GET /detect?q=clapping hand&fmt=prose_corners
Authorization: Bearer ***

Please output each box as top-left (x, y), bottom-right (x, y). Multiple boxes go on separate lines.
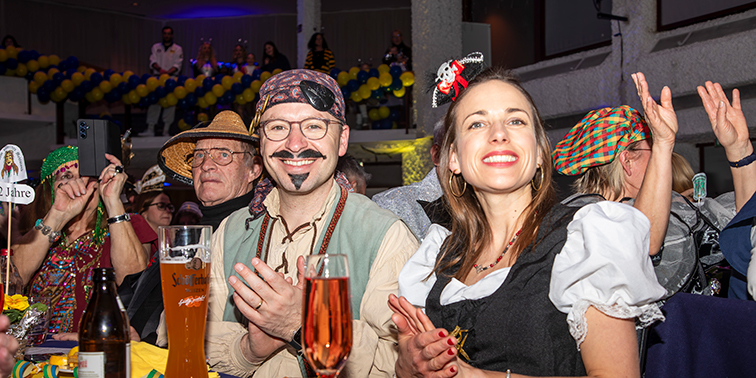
top-left (632, 72), bottom-right (678, 150)
top-left (697, 81), bottom-right (752, 161)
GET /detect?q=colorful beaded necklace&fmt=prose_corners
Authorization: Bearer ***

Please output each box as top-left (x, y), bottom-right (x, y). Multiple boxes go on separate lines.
top-left (474, 229), bottom-right (522, 273)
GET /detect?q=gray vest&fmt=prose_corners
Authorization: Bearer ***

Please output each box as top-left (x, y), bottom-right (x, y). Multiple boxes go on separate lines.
top-left (221, 191), bottom-right (400, 323)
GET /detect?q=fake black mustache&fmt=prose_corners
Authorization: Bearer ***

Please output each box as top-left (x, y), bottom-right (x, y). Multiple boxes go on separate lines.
top-left (270, 149), bottom-right (326, 160)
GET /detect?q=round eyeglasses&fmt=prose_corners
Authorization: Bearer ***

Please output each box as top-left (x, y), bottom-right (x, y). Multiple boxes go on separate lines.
top-left (186, 148), bottom-right (251, 168)
top-left (146, 202), bottom-right (175, 212)
top-left (259, 117), bottom-right (342, 141)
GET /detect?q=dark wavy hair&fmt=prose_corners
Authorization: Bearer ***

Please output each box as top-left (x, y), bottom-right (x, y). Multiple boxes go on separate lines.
top-left (434, 67), bottom-right (556, 280)
top-left (263, 41), bottom-right (281, 60)
top-left (307, 33), bottom-right (329, 51)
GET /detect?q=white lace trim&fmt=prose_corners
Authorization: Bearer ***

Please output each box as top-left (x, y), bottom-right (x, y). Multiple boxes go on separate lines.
top-left (566, 299), bottom-right (665, 350)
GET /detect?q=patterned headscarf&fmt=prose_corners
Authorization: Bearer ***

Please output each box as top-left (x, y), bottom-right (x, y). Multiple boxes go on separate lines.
top-left (252, 69), bottom-right (346, 133)
top-left (552, 105), bottom-right (650, 176)
top-left (40, 146), bottom-right (79, 185)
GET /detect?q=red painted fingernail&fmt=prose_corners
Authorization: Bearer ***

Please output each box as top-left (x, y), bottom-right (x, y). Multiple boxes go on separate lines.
top-left (447, 348), bottom-right (454, 355)
top-left (438, 331), bottom-right (446, 338)
top-left (447, 338), bottom-right (454, 346)
top-left (450, 366), bottom-right (456, 373)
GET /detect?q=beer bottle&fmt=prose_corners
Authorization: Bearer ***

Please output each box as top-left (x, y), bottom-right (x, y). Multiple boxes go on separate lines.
top-left (78, 268), bottom-right (129, 378)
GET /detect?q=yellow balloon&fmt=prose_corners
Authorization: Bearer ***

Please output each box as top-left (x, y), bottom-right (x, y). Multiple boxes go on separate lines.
top-left (159, 97), bottom-right (169, 108)
top-left (349, 66), bottom-right (360, 76)
top-left (379, 72), bottom-right (392, 87)
top-left (235, 94), bottom-right (246, 105)
top-left (272, 68), bottom-right (282, 75)
top-left (178, 119), bottom-right (187, 130)
top-left (393, 86), bottom-right (406, 98)
top-left (28, 81), bottom-right (40, 94)
top-left (136, 84), bottom-right (148, 97)
top-left (91, 87), bottom-right (104, 102)
top-left (34, 71), bottom-right (47, 84)
top-left (250, 80), bottom-right (262, 93)
top-left (378, 106), bottom-right (390, 119)
top-left (337, 71), bottom-right (349, 87)
top-left (348, 70), bottom-right (357, 81)
top-left (212, 84), bottom-right (225, 97)
top-left (84, 68), bottom-right (95, 80)
top-left (26, 60), bottom-right (39, 73)
top-left (197, 112), bottom-right (209, 122)
top-left (61, 79), bottom-right (75, 93)
top-left (50, 91), bottom-right (64, 103)
top-left (37, 55), bottom-right (49, 69)
top-left (367, 77), bottom-right (380, 91)
top-left (99, 81), bottom-right (113, 93)
top-left (204, 92), bottom-right (217, 105)
top-left (47, 68), bottom-right (60, 77)
top-left (14, 63), bottom-right (27, 77)
top-left (146, 77), bottom-right (159, 92)
top-left (184, 78), bottom-right (197, 92)
top-left (368, 108), bottom-right (380, 121)
top-left (233, 71), bottom-right (244, 82)
top-left (242, 88), bottom-right (254, 102)
top-left (260, 71), bottom-right (271, 83)
top-left (122, 94), bottom-right (132, 105)
top-left (197, 98), bottom-right (208, 109)
top-left (109, 73), bottom-right (122, 86)
top-left (7, 46), bottom-right (18, 59)
top-left (85, 92), bottom-right (96, 103)
top-left (159, 74), bottom-right (170, 86)
top-left (71, 72), bottom-right (84, 86)
top-left (77, 65), bottom-right (86, 72)
top-left (350, 91), bottom-right (362, 103)
top-left (166, 93), bottom-right (178, 106)
top-left (174, 86), bottom-right (187, 99)
top-left (221, 75), bottom-right (234, 90)
top-left (5, 69), bottom-right (15, 76)
top-left (400, 71), bottom-right (415, 87)
top-left (195, 74), bottom-right (206, 84)
top-left (122, 70), bottom-right (134, 80)
top-left (48, 55), bottom-right (60, 66)
top-left (378, 64), bottom-right (390, 74)
top-left (128, 90), bottom-right (140, 104)
top-left (358, 85), bottom-right (371, 100)
top-left (0, 49), bottom-right (7, 62)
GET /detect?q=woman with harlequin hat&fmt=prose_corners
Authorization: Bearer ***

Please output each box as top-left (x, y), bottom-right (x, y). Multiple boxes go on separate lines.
top-left (390, 56), bottom-right (666, 377)
top-left (14, 146), bottom-right (156, 335)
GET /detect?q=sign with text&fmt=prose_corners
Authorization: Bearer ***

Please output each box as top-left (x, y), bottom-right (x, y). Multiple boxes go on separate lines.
top-left (0, 182), bottom-right (35, 205)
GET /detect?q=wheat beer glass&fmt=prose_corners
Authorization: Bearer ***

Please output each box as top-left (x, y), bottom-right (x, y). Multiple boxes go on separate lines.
top-left (159, 225), bottom-right (212, 378)
top-left (303, 254), bottom-right (352, 378)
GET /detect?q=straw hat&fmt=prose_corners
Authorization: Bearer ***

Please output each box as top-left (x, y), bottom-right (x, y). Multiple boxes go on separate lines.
top-left (157, 110), bottom-right (258, 185)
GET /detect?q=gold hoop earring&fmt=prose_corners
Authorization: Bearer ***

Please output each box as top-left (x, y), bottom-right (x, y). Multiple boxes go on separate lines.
top-left (531, 165), bottom-right (544, 192)
top-left (449, 173), bottom-right (467, 197)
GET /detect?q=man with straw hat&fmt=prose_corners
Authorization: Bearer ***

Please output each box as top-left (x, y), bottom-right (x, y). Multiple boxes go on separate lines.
top-left (158, 110), bottom-right (262, 231)
top-left (201, 69), bottom-right (418, 377)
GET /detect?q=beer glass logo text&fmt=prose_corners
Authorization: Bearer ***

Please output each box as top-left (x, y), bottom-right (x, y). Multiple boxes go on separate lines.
top-left (171, 273), bottom-right (209, 287)
top-left (178, 295), bottom-right (206, 307)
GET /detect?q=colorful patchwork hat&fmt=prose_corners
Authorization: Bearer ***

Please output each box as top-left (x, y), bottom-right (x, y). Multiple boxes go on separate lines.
top-left (158, 110), bottom-right (258, 185)
top-left (552, 105), bottom-right (650, 176)
top-left (251, 69), bottom-right (346, 131)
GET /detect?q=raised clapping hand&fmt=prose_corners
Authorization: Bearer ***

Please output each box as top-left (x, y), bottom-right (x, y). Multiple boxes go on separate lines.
top-left (697, 81), bottom-right (753, 161)
top-left (631, 72), bottom-right (679, 149)
top-left (229, 255), bottom-right (305, 363)
top-left (388, 294), bottom-right (460, 378)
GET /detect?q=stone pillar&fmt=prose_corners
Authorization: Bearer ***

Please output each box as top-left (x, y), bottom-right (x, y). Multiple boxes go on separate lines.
top-left (411, 0), bottom-right (462, 138)
top-left (612, 0), bottom-right (655, 107)
top-left (297, 0), bottom-right (321, 69)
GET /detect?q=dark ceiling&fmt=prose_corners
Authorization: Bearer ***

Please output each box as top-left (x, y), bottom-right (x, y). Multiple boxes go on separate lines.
top-left (49, 0), bottom-right (411, 19)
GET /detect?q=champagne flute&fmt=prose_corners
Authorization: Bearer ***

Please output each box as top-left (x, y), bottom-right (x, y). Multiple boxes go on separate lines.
top-left (303, 254), bottom-right (352, 378)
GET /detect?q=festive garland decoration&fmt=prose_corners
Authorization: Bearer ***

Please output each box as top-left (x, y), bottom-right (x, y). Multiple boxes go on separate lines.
top-left (0, 45), bottom-right (414, 130)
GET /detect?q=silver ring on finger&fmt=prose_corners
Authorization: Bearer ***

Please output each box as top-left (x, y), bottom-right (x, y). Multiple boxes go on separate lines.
top-left (114, 165), bottom-right (124, 173)
top-left (112, 171), bottom-right (117, 178)
top-left (254, 299), bottom-right (264, 310)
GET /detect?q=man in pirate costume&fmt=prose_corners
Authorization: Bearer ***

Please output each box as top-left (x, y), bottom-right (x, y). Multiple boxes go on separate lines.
top-left (200, 69), bottom-right (419, 377)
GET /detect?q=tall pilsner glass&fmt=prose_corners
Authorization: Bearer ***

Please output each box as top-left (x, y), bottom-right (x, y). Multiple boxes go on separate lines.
top-left (303, 254), bottom-right (353, 378)
top-left (158, 225), bottom-right (212, 378)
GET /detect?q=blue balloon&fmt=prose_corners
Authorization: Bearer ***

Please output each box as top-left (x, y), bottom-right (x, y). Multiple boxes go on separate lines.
top-left (381, 118), bottom-right (393, 129)
top-left (155, 86), bottom-right (166, 98)
top-left (184, 115), bottom-right (193, 124)
top-left (58, 60), bottom-right (69, 72)
top-left (79, 80), bottom-right (92, 93)
top-left (177, 75), bottom-right (187, 86)
top-left (371, 90), bottom-right (383, 100)
top-left (137, 99), bottom-right (147, 108)
top-left (103, 69), bottom-right (114, 80)
top-left (29, 50), bottom-right (40, 60)
top-left (231, 82), bottom-right (243, 95)
top-left (104, 91), bottom-right (117, 103)
top-left (389, 108), bottom-right (401, 121)
top-left (177, 98), bottom-right (187, 109)
top-left (372, 120), bottom-right (381, 129)
top-left (65, 69), bottom-right (77, 78)
top-left (347, 79), bottom-right (359, 92)
top-left (128, 75), bottom-right (140, 89)
top-left (222, 92), bottom-right (234, 105)
top-left (341, 87), bottom-right (351, 99)
top-left (389, 65), bottom-right (403, 78)
top-left (202, 77), bottom-right (214, 91)
top-left (194, 86), bottom-right (206, 98)
top-left (53, 72), bottom-right (65, 85)
top-left (369, 68), bottom-right (379, 78)
top-left (5, 58), bottom-right (18, 70)
top-left (25, 71), bottom-right (34, 80)
top-left (330, 68), bottom-right (341, 80)
top-left (391, 78), bottom-right (403, 91)
top-left (240, 74), bottom-right (253, 88)
top-left (356, 70), bottom-right (369, 84)
top-left (141, 74), bottom-right (151, 84)
top-left (43, 80), bottom-right (56, 93)
top-left (67, 56), bottom-right (79, 69)
top-left (16, 50), bottom-right (29, 63)
top-left (117, 82), bottom-right (128, 95)
top-left (146, 92), bottom-right (158, 105)
top-left (89, 72), bottom-right (103, 86)
top-left (71, 87), bottom-right (85, 101)
top-left (164, 78), bottom-right (177, 92)
top-left (0, 63), bottom-right (6, 75)
top-left (37, 91), bottom-right (50, 103)
top-left (185, 93), bottom-right (197, 106)
top-left (251, 69), bottom-right (261, 81)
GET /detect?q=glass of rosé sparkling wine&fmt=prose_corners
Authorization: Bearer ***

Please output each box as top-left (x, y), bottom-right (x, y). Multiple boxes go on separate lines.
top-left (158, 225), bottom-right (212, 378)
top-left (303, 254), bottom-right (352, 378)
